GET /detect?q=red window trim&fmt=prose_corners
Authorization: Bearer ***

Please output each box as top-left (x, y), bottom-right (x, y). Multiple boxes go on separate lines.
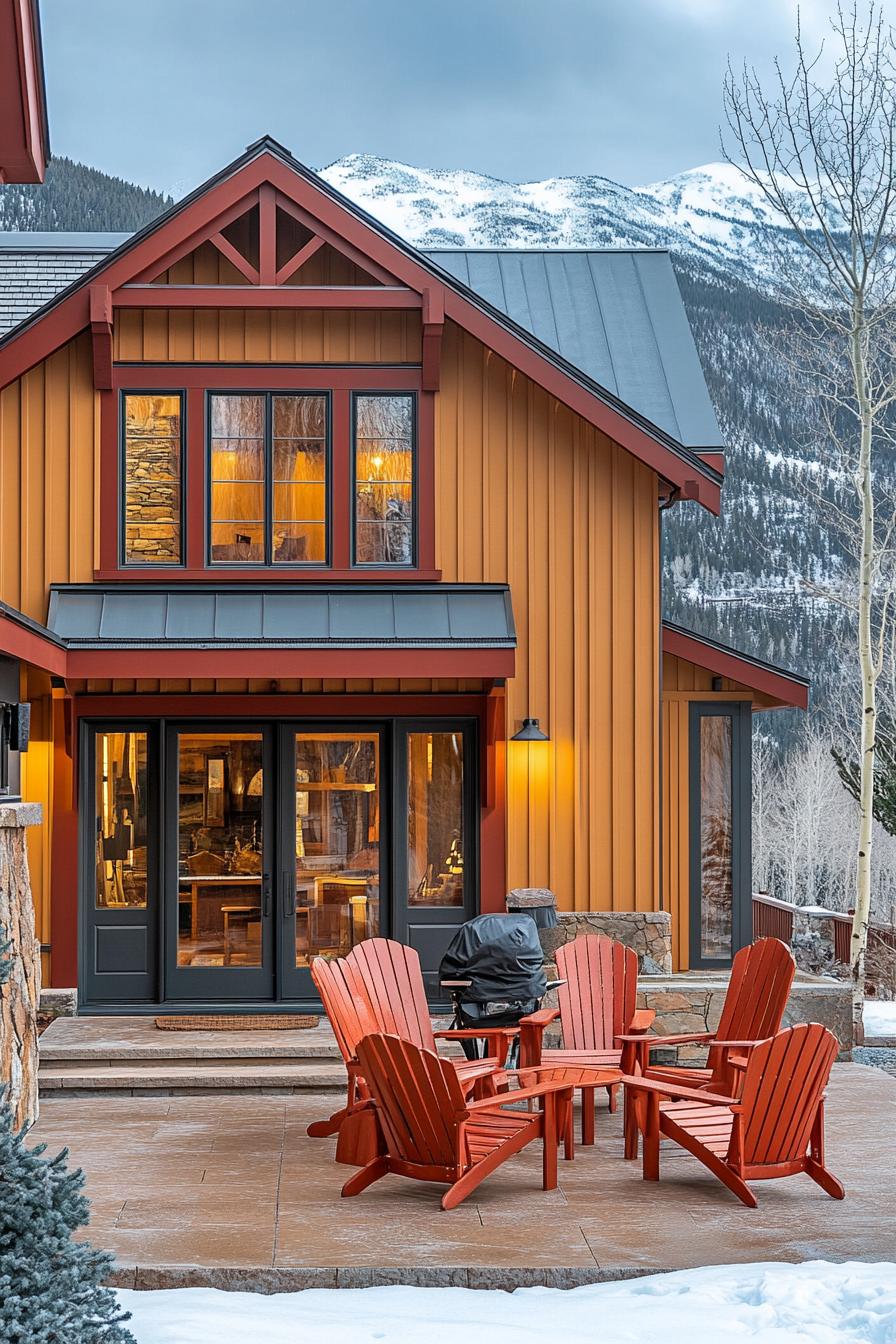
top-left (101, 365), bottom-right (437, 582)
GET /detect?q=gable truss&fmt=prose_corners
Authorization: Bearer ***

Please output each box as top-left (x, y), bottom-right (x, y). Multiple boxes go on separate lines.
top-left (0, 140), bottom-right (718, 508)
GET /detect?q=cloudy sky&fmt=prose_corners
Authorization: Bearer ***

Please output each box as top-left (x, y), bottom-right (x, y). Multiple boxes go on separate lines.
top-left (40, 0), bottom-right (880, 194)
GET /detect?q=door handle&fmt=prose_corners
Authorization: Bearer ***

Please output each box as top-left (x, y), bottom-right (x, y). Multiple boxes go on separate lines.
top-left (282, 873), bottom-right (296, 919)
top-left (262, 873), bottom-right (272, 918)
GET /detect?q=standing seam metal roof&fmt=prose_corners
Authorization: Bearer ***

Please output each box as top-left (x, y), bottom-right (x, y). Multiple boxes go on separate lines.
top-left (0, 230), bottom-right (722, 449)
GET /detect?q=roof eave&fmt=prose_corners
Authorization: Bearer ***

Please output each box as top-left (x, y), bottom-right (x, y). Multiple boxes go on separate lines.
top-left (662, 621), bottom-right (809, 710)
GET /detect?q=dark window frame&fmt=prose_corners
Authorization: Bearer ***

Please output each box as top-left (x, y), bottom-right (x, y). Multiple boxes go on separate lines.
top-left (687, 700), bottom-right (753, 970)
top-left (351, 390), bottom-right (418, 569)
top-left (119, 388), bottom-right (187, 569)
top-left (206, 388), bottom-right (332, 569)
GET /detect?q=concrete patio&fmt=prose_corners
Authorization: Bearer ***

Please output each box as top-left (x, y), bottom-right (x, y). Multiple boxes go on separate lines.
top-left (26, 1059), bottom-right (895, 1291)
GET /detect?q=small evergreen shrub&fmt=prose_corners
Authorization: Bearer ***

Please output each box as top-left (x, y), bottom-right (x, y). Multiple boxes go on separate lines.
top-left (0, 929), bottom-right (134, 1343)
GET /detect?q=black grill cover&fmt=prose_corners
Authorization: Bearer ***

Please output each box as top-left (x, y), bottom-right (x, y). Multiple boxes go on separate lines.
top-left (439, 914), bottom-right (547, 1003)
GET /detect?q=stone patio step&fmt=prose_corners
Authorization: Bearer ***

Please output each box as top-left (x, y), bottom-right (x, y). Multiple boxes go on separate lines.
top-left (39, 1015), bottom-right (343, 1063)
top-left (39, 1059), bottom-right (347, 1095)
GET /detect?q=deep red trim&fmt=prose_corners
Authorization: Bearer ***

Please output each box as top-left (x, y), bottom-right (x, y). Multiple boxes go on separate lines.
top-left (0, 0), bottom-right (47, 183)
top-left (89, 286), bottom-right (113, 390)
top-left (417, 392), bottom-right (436, 572)
top-left (480, 686), bottom-right (507, 912)
top-left (209, 230), bottom-right (260, 284)
top-left (331, 389), bottom-right (351, 569)
top-left (111, 366), bottom-right (422, 389)
top-left (662, 624), bottom-right (809, 709)
top-left (0, 609), bottom-right (66, 675)
top-left (273, 189), bottom-right (401, 287)
top-left (276, 234), bottom-right (325, 286)
top-left (133, 191), bottom-right (262, 284)
top-left (258, 184), bottom-right (277, 286)
top-left (75, 692), bottom-right (490, 717)
top-left (113, 286), bottom-right (421, 310)
top-left (94, 567), bottom-right (442, 583)
top-left (98, 389), bottom-right (119, 572)
top-left (65, 647), bottom-right (515, 679)
top-left (50, 694), bottom-right (77, 988)
top-left (421, 287), bottom-right (444, 392)
top-left (185, 387), bottom-right (205, 570)
top-left (0, 148), bottom-right (720, 507)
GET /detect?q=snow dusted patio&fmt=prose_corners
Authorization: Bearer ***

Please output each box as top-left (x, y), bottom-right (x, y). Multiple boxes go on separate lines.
top-left (26, 1060), bottom-right (895, 1292)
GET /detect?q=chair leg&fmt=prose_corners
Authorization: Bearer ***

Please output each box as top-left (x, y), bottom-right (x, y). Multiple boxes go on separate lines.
top-left (623, 1088), bottom-right (639, 1160)
top-left (607, 1083), bottom-right (618, 1114)
top-left (805, 1158), bottom-right (846, 1200)
top-left (642, 1094), bottom-right (660, 1182)
top-left (341, 1157), bottom-right (389, 1198)
top-left (542, 1092), bottom-right (559, 1190)
top-left (581, 1087), bottom-right (595, 1146)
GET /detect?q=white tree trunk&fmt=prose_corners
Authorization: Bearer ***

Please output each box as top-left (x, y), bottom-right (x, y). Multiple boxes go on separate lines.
top-left (851, 312), bottom-right (876, 1046)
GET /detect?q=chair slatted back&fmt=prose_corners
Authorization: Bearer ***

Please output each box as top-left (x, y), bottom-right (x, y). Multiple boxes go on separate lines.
top-left (554, 935), bottom-right (638, 1051)
top-left (735, 1023), bottom-right (838, 1169)
top-left (345, 938), bottom-right (436, 1052)
top-left (356, 1033), bottom-right (467, 1171)
top-left (310, 954), bottom-right (377, 1065)
top-left (716, 938), bottom-right (795, 1043)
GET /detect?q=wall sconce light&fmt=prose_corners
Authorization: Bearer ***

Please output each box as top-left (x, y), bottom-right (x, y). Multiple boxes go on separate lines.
top-left (511, 717), bottom-right (549, 742)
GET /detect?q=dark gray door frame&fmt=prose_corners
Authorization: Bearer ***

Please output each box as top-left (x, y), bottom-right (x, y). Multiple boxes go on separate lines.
top-left (687, 701), bottom-right (752, 970)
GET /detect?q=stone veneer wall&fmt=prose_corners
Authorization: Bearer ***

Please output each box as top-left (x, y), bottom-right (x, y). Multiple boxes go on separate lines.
top-left (539, 910), bottom-right (673, 974)
top-left (124, 437), bottom-right (181, 561)
top-left (0, 801), bottom-right (43, 1128)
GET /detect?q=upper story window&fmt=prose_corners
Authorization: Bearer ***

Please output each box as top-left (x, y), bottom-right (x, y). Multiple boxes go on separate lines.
top-left (122, 393), bottom-right (184, 565)
top-left (353, 393), bottom-right (415, 566)
top-left (209, 393), bottom-right (328, 565)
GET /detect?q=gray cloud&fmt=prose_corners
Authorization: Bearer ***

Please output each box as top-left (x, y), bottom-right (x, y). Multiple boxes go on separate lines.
top-left (40, 0), bottom-right (896, 191)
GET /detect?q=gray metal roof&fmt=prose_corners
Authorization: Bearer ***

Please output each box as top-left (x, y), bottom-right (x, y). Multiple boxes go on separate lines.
top-left (46, 583), bottom-right (516, 650)
top-left (0, 233), bottom-right (129, 336)
top-left (423, 249), bottom-right (722, 449)
top-left (0, 228), bottom-right (721, 449)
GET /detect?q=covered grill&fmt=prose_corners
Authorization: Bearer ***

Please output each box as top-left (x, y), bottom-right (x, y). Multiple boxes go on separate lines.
top-left (439, 913), bottom-right (558, 1060)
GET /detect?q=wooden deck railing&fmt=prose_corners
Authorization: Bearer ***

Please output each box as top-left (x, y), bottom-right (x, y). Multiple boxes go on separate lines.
top-left (752, 893), bottom-right (795, 944)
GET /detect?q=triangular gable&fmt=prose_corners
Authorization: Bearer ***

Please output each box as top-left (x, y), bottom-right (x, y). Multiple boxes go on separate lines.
top-left (0, 135), bottom-right (722, 511)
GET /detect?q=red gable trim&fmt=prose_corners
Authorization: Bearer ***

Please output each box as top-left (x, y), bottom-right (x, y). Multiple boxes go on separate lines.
top-left (0, 141), bottom-right (721, 511)
top-left (0, 605), bottom-right (66, 676)
top-left (662, 622), bottom-right (809, 710)
top-left (0, 0), bottom-right (48, 184)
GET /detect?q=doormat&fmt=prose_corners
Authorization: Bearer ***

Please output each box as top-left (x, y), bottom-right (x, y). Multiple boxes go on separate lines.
top-left (154, 1014), bottom-right (319, 1031)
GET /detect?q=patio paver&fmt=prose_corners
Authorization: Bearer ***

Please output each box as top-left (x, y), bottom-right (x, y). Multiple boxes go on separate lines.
top-left (26, 1060), bottom-right (895, 1291)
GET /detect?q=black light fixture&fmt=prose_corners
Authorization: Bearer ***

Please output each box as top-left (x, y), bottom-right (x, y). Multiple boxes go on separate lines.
top-left (511, 717), bottom-right (549, 742)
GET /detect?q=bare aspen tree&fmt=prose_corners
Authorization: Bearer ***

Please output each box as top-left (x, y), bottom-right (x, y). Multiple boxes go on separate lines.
top-left (724, 3), bottom-right (896, 1040)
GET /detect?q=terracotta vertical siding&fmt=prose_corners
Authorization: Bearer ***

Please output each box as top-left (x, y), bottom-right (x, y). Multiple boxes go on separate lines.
top-left (437, 324), bottom-right (660, 915)
top-left (0, 333), bottom-right (97, 620)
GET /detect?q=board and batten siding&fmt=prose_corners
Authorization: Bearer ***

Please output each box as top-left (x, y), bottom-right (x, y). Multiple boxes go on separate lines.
top-left (437, 322), bottom-right (660, 916)
top-left (2, 310), bottom-right (664, 966)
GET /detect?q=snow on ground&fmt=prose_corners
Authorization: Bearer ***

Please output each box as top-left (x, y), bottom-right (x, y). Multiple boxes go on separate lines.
top-left (119, 1261), bottom-right (896, 1344)
top-left (865, 1000), bottom-right (896, 1038)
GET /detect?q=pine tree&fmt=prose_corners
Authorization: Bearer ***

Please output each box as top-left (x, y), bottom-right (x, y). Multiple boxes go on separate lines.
top-left (0, 931), bottom-right (134, 1343)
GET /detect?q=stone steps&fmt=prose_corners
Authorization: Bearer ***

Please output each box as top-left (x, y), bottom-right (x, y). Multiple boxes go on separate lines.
top-left (37, 1014), bottom-right (348, 1095)
top-left (39, 1059), bottom-right (347, 1096)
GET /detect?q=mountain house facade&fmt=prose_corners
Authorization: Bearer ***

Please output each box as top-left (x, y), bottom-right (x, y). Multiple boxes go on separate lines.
top-left (0, 137), bottom-right (808, 1010)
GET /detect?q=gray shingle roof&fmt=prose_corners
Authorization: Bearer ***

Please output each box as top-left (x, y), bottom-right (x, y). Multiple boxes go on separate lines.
top-left (0, 233), bottom-right (129, 336)
top-left (0, 230), bottom-right (722, 449)
top-left (47, 583), bottom-right (516, 650)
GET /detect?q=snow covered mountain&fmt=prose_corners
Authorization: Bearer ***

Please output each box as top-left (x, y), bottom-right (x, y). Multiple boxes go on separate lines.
top-left (321, 155), bottom-right (796, 289)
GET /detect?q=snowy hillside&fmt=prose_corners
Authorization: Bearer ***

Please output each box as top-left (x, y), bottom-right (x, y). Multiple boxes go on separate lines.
top-left (321, 155), bottom-right (799, 288)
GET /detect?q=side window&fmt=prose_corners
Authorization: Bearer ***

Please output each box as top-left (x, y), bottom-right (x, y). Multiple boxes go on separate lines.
top-left (353, 393), bottom-right (415, 566)
top-left (121, 393), bottom-right (183, 565)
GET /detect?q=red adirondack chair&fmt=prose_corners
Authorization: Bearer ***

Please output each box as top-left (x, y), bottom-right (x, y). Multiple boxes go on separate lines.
top-left (308, 939), bottom-right (511, 1151)
top-left (622, 1022), bottom-right (845, 1207)
top-left (343, 1032), bottom-right (575, 1210)
top-left (619, 937), bottom-right (795, 1158)
top-left (517, 935), bottom-right (655, 1143)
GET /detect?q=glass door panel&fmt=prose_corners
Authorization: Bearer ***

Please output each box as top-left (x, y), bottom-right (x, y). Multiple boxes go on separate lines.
top-left (166, 727), bottom-right (273, 1000)
top-left (279, 729), bottom-right (382, 998)
top-left (688, 704), bottom-right (752, 968)
top-left (407, 731), bottom-right (465, 907)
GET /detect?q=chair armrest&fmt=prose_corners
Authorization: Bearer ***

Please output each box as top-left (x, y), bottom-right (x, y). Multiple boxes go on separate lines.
top-left (628, 1009), bottom-right (656, 1033)
top-left (709, 1039), bottom-right (763, 1050)
top-left (517, 1008), bottom-right (561, 1070)
top-left (621, 1074), bottom-right (740, 1108)
top-left (434, 1027), bottom-right (518, 1040)
top-left (615, 1031), bottom-right (715, 1045)
top-left (466, 1079), bottom-right (573, 1111)
top-left (727, 1055), bottom-right (749, 1071)
top-left (518, 1008), bottom-right (561, 1028)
